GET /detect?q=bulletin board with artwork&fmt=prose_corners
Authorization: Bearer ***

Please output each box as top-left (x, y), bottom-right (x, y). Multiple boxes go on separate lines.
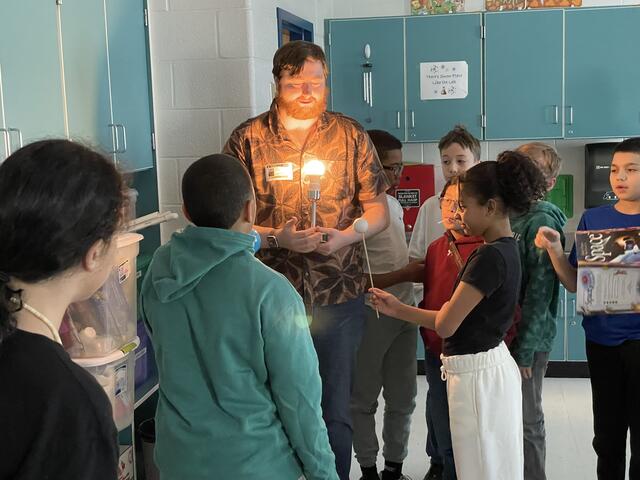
top-left (411, 0), bottom-right (466, 15)
top-left (484, 0), bottom-right (581, 11)
top-left (410, 0), bottom-right (582, 12)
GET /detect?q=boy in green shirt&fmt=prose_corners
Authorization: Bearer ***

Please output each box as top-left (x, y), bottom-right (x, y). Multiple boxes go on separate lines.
top-left (511, 142), bottom-right (567, 480)
top-left (140, 154), bottom-right (337, 480)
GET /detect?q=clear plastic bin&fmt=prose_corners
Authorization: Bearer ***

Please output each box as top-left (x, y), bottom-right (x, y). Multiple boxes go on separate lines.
top-left (61, 233), bottom-right (143, 358)
top-left (74, 338), bottom-right (139, 431)
top-left (115, 233), bottom-right (144, 328)
top-left (135, 319), bottom-right (156, 389)
top-left (124, 188), bottom-right (138, 224)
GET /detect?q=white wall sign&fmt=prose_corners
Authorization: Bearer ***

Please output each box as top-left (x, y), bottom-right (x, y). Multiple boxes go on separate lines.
top-left (420, 61), bottom-right (469, 100)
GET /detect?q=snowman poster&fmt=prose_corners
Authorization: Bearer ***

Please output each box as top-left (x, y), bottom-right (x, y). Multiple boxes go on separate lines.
top-left (420, 61), bottom-right (469, 100)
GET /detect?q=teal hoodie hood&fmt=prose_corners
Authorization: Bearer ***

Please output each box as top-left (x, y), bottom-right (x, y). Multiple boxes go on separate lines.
top-left (149, 225), bottom-right (255, 303)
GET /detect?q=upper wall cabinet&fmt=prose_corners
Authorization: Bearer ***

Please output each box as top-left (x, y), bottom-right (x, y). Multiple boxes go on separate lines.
top-left (61, 0), bottom-right (154, 171)
top-left (0, 0), bottom-right (66, 161)
top-left (484, 10), bottom-right (564, 140)
top-left (327, 6), bottom-right (640, 142)
top-left (105, 0), bottom-right (155, 172)
top-left (327, 14), bottom-right (482, 143)
top-left (405, 14), bottom-right (483, 142)
top-left (565, 7), bottom-right (640, 139)
top-left (327, 18), bottom-right (405, 136)
top-left (0, 0), bottom-right (154, 171)
top-left (61, 0), bottom-right (115, 158)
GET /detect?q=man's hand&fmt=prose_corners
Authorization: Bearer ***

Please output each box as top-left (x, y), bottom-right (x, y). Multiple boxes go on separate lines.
top-left (519, 366), bottom-right (533, 380)
top-left (535, 226), bottom-right (563, 255)
top-left (277, 217), bottom-right (324, 253)
top-left (313, 227), bottom-right (353, 256)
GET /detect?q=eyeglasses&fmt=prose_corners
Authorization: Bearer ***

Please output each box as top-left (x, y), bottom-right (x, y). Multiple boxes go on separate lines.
top-left (439, 197), bottom-right (460, 213)
top-left (383, 165), bottom-right (403, 175)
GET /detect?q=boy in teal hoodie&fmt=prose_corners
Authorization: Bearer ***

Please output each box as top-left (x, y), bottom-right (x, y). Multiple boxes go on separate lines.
top-left (510, 143), bottom-right (567, 480)
top-left (140, 154), bottom-right (338, 480)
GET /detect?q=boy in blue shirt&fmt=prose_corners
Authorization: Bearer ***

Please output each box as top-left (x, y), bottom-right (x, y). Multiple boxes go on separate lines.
top-left (536, 137), bottom-right (640, 480)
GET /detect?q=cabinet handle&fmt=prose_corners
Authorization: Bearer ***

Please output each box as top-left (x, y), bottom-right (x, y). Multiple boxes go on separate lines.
top-left (553, 105), bottom-right (559, 124)
top-left (368, 71), bottom-right (373, 107)
top-left (396, 111), bottom-right (401, 129)
top-left (410, 110), bottom-right (415, 129)
top-left (567, 106), bottom-right (574, 125)
top-left (7, 127), bottom-right (23, 151)
top-left (363, 72), bottom-right (368, 104)
top-left (116, 124), bottom-right (127, 153)
top-left (0, 128), bottom-right (9, 159)
top-left (108, 124), bottom-right (119, 154)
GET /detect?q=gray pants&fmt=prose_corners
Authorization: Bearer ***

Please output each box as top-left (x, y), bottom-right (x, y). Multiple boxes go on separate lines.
top-left (522, 351), bottom-right (550, 480)
top-left (351, 307), bottom-right (417, 468)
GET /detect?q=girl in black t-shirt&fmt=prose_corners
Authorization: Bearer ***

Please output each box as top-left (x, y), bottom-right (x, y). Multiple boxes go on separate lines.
top-left (0, 140), bottom-right (124, 480)
top-left (371, 151), bottom-right (547, 480)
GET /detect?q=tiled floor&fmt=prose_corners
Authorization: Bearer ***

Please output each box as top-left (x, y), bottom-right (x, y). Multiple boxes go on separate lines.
top-left (349, 377), bottom-right (608, 480)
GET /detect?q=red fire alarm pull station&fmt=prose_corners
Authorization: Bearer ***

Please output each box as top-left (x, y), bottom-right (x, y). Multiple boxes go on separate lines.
top-left (395, 164), bottom-right (435, 232)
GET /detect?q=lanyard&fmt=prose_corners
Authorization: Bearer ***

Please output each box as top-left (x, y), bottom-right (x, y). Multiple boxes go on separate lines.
top-left (445, 231), bottom-right (465, 272)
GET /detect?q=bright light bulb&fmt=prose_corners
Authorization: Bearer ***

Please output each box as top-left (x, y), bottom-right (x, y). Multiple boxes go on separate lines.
top-left (302, 159), bottom-right (326, 177)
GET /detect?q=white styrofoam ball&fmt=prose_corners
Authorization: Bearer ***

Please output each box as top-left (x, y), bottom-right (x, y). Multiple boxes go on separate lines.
top-left (81, 327), bottom-right (97, 338)
top-left (353, 217), bottom-right (369, 234)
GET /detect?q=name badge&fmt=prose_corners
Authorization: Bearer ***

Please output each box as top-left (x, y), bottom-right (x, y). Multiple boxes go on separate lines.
top-left (265, 163), bottom-right (294, 182)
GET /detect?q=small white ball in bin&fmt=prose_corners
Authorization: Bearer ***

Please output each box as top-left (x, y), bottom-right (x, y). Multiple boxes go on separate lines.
top-left (353, 218), bottom-right (369, 234)
top-left (81, 327), bottom-right (97, 338)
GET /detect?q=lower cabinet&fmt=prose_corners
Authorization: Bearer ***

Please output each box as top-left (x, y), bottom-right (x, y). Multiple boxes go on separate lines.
top-left (417, 334), bottom-right (425, 361)
top-left (550, 286), bottom-right (587, 362)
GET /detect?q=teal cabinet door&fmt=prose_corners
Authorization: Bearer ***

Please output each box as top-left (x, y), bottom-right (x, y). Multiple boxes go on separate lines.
top-left (566, 291), bottom-right (587, 361)
top-left (60, 0), bottom-right (114, 155)
top-left (485, 10), bottom-right (563, 140)
top-left (565, 7), bottom-right (640, 138)
top-left (405, 14), bottom-right (482, 142)
top-left (0, 0), bottom-right (65, 154)
top-left (417, 334), bottom-right (425, 361)
top-left (327, 18), bottom-right (405, 137)
top-left (106, 0), bottom-right (154, 171)
top-left (549, 287), bottom-right (566, 361)
top-left (0, 66), bottom-right (8, 161)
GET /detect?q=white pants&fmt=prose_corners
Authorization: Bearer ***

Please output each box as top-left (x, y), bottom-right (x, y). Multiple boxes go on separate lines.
top-left (441, 342), bottom-right (524, 480)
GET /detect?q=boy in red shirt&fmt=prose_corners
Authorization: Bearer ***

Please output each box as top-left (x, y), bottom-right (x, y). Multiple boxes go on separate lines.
top-left (421, 181), bottom-right (483, 480)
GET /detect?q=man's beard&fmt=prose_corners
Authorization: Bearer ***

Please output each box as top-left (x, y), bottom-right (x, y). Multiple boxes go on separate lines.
top-left (276, 92), bottom-right (327, 120)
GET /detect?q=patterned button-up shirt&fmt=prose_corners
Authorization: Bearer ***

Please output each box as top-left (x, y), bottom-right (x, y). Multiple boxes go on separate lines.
top-left (223, 103), bottom-right (389, 306)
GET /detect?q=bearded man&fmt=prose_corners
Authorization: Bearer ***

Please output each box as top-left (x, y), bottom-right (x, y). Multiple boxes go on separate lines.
top-left (223, 40), bottom-right (390, 480)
